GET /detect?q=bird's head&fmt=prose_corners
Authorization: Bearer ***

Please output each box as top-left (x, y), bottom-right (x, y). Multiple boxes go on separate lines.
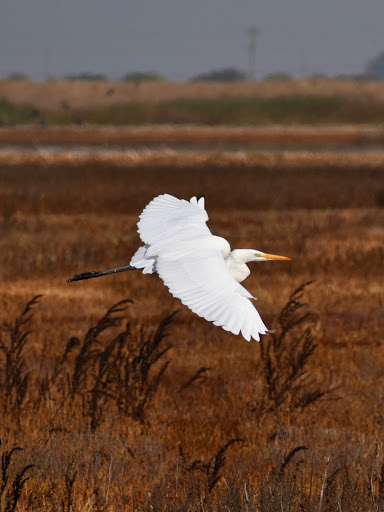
top-left (251, 250), bottom-right (292, 262)
top-left (231, 249), bottom-right (291, 263)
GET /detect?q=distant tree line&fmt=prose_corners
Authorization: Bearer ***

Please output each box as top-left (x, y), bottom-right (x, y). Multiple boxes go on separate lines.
top-left (4, 67), bottom-right (292, 83)
top-left (64, 71), bottom-right (165, 84)
top-left (5, 50), bottom-right (384, 82)
top-left (190, 67), bottom-right (246, 82)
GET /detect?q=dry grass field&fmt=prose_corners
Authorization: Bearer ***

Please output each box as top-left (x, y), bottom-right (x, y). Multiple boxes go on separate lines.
top-left (0, 150), bottom-right (383, 511)
top-left (1, 76), bottom-right (384, 511)
top-left (2, 78), bottom-right (384, 110)
top-left (2, 124), bottom-right (384, 147)
top-left (2, 79), bottom-right (384, 127)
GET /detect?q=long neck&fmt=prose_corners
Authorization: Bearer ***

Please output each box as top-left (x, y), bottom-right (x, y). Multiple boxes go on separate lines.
top-left (229, 249), bottom-right (255, 264)
top-left (225, 250), bottom-right (252, 283)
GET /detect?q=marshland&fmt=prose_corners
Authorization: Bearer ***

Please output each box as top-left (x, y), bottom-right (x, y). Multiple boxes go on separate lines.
top-left (0, 79), bottom-right (383, 511)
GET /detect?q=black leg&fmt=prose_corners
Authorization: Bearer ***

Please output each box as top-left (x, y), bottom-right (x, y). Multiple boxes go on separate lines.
top-left (67, 265), bottom-right (137, 282)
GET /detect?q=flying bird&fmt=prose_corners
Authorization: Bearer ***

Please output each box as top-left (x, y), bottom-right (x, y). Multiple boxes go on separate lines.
top-left (68, 194), bottom-right (291, 341)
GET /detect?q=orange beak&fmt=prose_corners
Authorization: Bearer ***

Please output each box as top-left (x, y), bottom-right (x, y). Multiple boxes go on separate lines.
top-left (260, 252), bottom-right (292, 261)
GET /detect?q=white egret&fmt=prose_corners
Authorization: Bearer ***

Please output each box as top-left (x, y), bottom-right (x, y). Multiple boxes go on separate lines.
top-left (68, 194), bottom-right (291, 341)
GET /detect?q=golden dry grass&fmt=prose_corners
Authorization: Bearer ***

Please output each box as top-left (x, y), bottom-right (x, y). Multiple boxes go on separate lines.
top-left (2, 124), bottom-right (384, 147)
top-left (0, 153), bottom-right (383, 510)
top-left (2, 78), bottom-right (384, 110)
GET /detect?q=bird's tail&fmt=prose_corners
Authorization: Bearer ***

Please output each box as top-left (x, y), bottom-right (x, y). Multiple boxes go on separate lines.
top-left (130, 245), bottom-right (157, 274)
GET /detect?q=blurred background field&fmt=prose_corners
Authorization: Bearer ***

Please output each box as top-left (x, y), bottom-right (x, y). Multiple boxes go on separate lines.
top-left (2, 78), bottom-right (384, 126)
top-left (0, 116), bottom-right (384, 508)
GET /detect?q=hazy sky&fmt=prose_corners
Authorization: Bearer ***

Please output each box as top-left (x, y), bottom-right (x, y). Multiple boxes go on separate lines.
top-left (1, 0), bottom-right (384, 81)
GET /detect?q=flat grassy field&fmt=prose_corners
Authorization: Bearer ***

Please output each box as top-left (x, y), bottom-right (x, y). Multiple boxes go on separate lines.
top-left (2, 124), bottom-right (384, 147)
top-left (0, 153), bottom-right (383, 510)
top-left (2, 78), bottom-right (384, 110)
top-left (2, 78), bottom-right (384, 125)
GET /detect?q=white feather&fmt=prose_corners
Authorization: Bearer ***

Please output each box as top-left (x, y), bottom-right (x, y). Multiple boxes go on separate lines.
top-left (154, 243), bottom-right (268, 341)
top-left (127, 194), bottom-right (273, 341)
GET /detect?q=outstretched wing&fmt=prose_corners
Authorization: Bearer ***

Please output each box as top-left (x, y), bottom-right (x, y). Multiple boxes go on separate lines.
top-left (156, 244), bottom-right (269, 342)
top-left (136, 194), bottom-right (269, 341)
top-left (137, 194), bottom-right (211, 248)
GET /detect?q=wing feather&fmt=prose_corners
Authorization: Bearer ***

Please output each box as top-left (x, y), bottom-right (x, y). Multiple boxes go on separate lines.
top-left (134, 194), bottom-right (269, 341)
top-left (137, 194), bottom-right (211, 248)
top-left (156, 244), bottom-right (268, 341)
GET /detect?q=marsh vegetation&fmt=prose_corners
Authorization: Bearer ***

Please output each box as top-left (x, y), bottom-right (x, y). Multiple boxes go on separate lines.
top-left (0, 154), bottom-right (383, 510)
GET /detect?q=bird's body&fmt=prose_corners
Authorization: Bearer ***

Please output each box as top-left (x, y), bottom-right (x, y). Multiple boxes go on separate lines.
top-left (68, 194), bottom-right (291, 341)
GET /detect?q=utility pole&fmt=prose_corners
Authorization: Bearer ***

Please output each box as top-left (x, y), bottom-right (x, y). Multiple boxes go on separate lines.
top-left (43, 48), bottom-right (50, 80)
top-left (247, 26), bottom-right (259, 81)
